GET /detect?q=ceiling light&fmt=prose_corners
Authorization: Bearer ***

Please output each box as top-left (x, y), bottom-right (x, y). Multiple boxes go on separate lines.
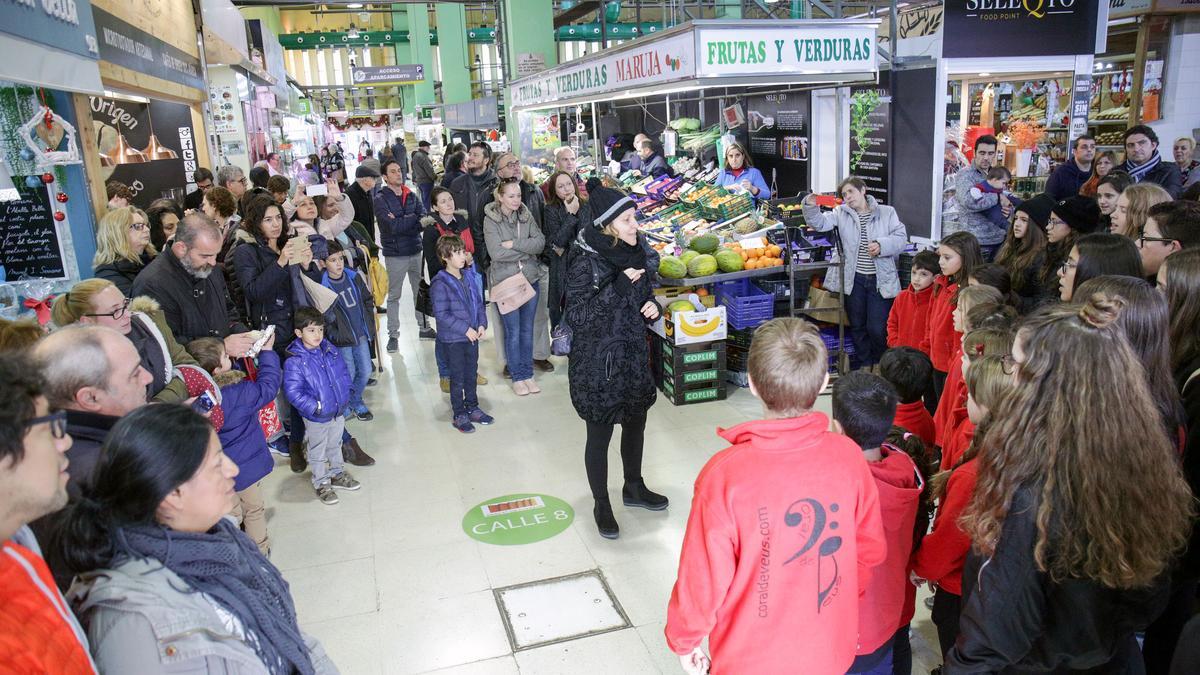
top-left (347, 3), bottom-right (363, 7)
top-left (978, 72), bottom-right (991, 77)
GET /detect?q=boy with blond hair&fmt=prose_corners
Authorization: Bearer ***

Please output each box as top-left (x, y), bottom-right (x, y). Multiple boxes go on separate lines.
top-left (665, 317), bottom-right (887, 674)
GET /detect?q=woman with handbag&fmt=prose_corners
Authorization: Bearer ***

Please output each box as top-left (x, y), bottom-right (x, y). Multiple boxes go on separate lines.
top-left (565, 180), bottom-right (666, 539)
top-left (483, 179), bottom-right (545, 395)
top-left (423, 187), bottom-right (487, 392)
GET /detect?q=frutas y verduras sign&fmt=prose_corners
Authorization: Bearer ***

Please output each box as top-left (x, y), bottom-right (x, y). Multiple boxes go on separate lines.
top-left (694, 26), bottom-right (876, 76)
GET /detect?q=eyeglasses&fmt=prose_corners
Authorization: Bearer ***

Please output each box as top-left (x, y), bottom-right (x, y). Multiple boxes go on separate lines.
top-left (83, 298), bottom-right (130, 320)
top-left (129, 222), bottom-right (148, 232)
top-left (25, 410), bottom-right (68, 439)
top-left (1058, 259), bottom-right (1078, 274)
top-left (197, 182), bottom-right (213, 190)
top-left (500, 160), bottom-right (521, 170)
top-left (1138, 234), bottom-right (1175, 247)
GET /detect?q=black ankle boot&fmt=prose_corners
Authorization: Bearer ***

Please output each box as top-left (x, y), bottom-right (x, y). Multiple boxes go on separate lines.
top-left (289, 440), bottom-right (307, 473)
top-left (622, 479), bottom-right (669, 511)
top-left (342, 438), bottom-right (376, 466)
top-left (593, 499), bottom-right (619, 539)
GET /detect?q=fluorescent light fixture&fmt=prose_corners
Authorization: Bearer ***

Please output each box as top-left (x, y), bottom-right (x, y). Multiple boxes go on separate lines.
top-left (347, 24), bottom-right (360, 39)
top-left (347, 2), bottom-right (363, 7)
top-left (978, 72), bottom-right (991, 77)
top-left (103, 90), bottom-right (150, 103)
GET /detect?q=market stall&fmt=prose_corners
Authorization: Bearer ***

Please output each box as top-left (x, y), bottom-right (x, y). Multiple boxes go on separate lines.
top-left (508, 19), bottom-right (882, 401)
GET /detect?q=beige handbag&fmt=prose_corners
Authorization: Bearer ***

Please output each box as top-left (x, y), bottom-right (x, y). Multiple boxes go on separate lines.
top-left (492, 269), bottom-right (535, 315)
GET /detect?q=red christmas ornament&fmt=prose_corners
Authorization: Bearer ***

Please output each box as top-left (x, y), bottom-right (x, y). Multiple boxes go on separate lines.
top-left (41, 172), bottom-right (54, 184)
top-left (56, 192), bottom-right (69, 203)
top-left (53, 211), bottom-right (65, 222)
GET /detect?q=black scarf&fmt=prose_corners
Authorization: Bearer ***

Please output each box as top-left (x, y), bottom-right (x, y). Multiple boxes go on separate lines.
top-left (583, 227), bottom-right (646, 295)
top-left (115, 519), bottom-right (313, 674)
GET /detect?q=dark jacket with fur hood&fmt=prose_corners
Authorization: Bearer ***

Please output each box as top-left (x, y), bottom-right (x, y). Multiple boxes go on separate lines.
top-left (421, 209), bottom-right (472, 278)
top-left (127, 296), bottom-right (199, 403)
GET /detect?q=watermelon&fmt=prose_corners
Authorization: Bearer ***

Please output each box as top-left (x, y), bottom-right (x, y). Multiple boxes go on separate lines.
top-left (715, 249), bottom-right (744, 273)
top-left (689, 234), bottom-right (720, 254)
top-left (688, 254), bottom-right (718, 278)
top-left (667, 299), bottom-right (696, 314)
top-left (680, 250), bottom-right (701, 266)
top-left (658, 256), bottom-right (687, 279)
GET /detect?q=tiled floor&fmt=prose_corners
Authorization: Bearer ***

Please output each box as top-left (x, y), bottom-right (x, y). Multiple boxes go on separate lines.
top-left (262, 317), bottom-right (943, 674)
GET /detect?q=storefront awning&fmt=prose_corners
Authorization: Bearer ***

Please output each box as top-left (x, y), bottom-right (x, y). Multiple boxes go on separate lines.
top-left (0, 0), bottom-right (103, 95)
top-left (508, 19), bottom-right (881, 112)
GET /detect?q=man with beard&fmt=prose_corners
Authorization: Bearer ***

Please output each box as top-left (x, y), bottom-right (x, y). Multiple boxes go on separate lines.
top-left (131, 213), bottom-right (255, 355)
top-left (450, 141), bottom-right (499, 272)
top-left (0, 353), bottom-right (95, 672)
top-left (1120, 125), bottom-right (1183, 198)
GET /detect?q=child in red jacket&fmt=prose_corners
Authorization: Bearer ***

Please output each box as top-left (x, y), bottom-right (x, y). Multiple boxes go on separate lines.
top-left (933, 285), bottom-right (1002, 449)
top-left (886, 250), bottom-right (939, 351)
top-left (921, 232), bottom-right (982, 402)
top-left (940, 327), bottom-right (1013, 469)
top-left (913, 356), bottom-right (1012, 660)
top-left (832, 372), bottom-right (929, 675)
top-left (880, 347), bottom-right (936, 449)
top-left (666, 318), bottom-right (887, 675)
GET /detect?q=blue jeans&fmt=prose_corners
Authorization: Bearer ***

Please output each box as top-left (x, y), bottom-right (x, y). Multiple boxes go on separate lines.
top-left (419, 182), bottom-right (433, 212)
top-left (435, 340), bottom-right (449, 378)
top-left (444, 340), bottom-right (479, 416)
top-left (339, 336), bottom-right (372, 412)
top-left (847, 273), bottom-right (894, 367)
top-left (500, 283), bottom-right (538, 381)
top-left (847, 646), bottom-right (894, 675)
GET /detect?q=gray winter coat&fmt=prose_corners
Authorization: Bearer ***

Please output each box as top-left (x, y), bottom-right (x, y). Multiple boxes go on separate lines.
top-left (802, 195), bottom-right (909, 299)
top-left (949, 164), bottom-right (1007, 246)
top-left (482, 201), bottom-right (545, 289)
top-left (411, 149), bottom-right (436, 185)
top-left (69, 556), bottom-right (338, 674)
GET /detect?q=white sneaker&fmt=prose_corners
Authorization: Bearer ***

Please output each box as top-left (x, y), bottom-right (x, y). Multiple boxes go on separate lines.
top-left (511, 379), bottom-right (530, 396)
top-left (524, 378), bottom-right (541, 394)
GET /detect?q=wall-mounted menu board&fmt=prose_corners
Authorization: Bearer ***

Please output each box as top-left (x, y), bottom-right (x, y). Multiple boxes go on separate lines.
top-left (0, 178), bottom-right (67, 280)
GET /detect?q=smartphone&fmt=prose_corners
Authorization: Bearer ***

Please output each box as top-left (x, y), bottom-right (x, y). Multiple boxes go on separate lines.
top-left (191, 391), bottom-right (216, 414)
top-left (307, 183), bottom-right (328, 197)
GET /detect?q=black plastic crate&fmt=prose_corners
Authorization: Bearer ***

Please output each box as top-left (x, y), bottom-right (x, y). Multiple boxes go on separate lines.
top-left (661, 376), bottom-right (728, 405)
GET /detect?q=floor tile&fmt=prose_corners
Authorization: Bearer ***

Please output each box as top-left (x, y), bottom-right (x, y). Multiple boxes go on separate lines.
top-left (514, 627), bottom-right (660, 675)
top-left (376, 539), bottom-right (490, 610)
top-left (301, 611), bottom-right (382, 675)
top-left (378, 591), bottom-right (511, 674)
top-left (495, 571), bottom-right (629, 651)
top-left (414, 656), bottom-right (520, 675)
top-left (284, 557), bottom-right (378, 624)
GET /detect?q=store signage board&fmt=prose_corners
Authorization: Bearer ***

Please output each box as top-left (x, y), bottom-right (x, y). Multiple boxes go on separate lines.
top-left (90, 96), bottom-right (198, 209)
top-left (350, 65), bottom-right (424, 87)
top-left (0, 0), bottom-right (99, 60)
top-left (942, 1), bottom-right (1103, 58)
top-left (92, 8), bottom-right (205, 91)
top-left (509, 21), bottom-right (879, 111)
top-left (0, 179), bottom-right (68, 281)
top-left (694, 25), bottom-right (877, 77)
top-left (1109, 0), bottom-right (1153, 17)
top-left (1154, 0), bottom-right (1200, 12)
top-left (517, 52), bottom-right (546, 78)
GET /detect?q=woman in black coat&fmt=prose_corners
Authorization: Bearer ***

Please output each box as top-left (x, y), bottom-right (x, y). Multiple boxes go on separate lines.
top-left (543, 171), bottom-right (592, 330)
top-left (564, 182), bottom-right (666, 539)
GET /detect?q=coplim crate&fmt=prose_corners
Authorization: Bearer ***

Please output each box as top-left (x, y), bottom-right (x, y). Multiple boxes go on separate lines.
top-left (661, 340), bottom-right (727, 371)
top-left (661, 373), bottom-right (728, 405)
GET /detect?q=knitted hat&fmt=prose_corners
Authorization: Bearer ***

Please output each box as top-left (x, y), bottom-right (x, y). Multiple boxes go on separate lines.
top-left (1051, 195), bottom-right (1102, 234)
top-left (586, 177), bottom-right (636, 229)
top-left (1014, 193), bottom-right (1055, 228)
top-left (355, 164), bottom-right (380, 178)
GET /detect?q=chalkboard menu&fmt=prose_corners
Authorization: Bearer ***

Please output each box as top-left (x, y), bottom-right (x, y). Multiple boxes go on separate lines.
top-left (0, 178), bottom-right (66, 280)
top-left (743, 91), bottom-right (810, 199)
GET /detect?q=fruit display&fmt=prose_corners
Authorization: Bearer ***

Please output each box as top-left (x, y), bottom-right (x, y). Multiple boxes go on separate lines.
top-left (715, 249), bottom-right (744, 273)
top-left (659, 256), bottom-right (687, 279)
top-left (688, 234), bottom-right (720, 254)
top-left (667, 299), bottom-right (698, 314)
top-left (680, 250), bottom-right (701, 265)
top-left (687, 254), bottom-right (718, 277)
top-left (724, 241), bottom-right (785, 270)
top-left (1094, 105), bottom-right (1130, 121)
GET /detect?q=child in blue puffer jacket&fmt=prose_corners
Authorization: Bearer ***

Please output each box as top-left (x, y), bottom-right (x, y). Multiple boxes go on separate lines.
top-left (284, 306), bottom-right (362, 505)
top-left (431, 234), bottom-right (494, 433)
top-left (185, 335), bottom-right (282, 554)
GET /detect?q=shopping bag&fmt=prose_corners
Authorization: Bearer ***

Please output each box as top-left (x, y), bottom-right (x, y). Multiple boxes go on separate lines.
top-left (242, 357), bottom-right (283, 442)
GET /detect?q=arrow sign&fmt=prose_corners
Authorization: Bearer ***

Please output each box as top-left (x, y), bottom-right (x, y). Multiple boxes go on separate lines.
top-left (350, 65), bottom-right (425, 87)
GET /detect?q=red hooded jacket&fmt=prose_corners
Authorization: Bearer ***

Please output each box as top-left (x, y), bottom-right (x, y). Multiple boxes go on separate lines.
top-left (665, 413), bottom-right (887, 675)
top-left (894, 401), bottom-right (936, 450)
top-left (940, 414), bottom-right (975, 472)
top-left (921, 276), bottom-right (960, 372)
top-left (887, 283), bottom-right (934, 351)
top-left (856, 447), bottom-right (926, 655)
top-left (912, 459), bottom-right (979, 595)
top-left (934, 348), bottom-right (966, 449)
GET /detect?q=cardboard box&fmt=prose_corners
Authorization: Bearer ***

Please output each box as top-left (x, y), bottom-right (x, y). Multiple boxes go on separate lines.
top-left (802, 286), bottom-right (848, 325)
top-left (650, 302), bottom-right (728, 345)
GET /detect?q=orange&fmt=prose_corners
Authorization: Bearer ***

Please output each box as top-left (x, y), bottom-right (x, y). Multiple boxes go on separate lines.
top-left (696, 287), bottom-right (709, 297)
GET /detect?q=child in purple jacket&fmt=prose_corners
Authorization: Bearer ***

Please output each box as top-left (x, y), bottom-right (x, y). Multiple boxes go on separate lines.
top-left (431, 234), bottom-right (494, 433)
top-left (284, 306), bottom-right (362, 505)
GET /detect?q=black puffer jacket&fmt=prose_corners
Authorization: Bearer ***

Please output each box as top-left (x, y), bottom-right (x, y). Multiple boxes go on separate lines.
top-left (946, 483), bottom-right (1171, 674)
top-left (93, 253), bottom-right (153, 297)
top-left (130, 249), bottom-right (245, 344)
top-left (565, 228), bottom-right (660, 425)
top-left (230, 234), bottom-right (320, 344)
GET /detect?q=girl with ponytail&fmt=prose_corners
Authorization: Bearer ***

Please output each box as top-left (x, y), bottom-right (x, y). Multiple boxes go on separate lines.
top-left (55, 404), bottom-right (337, 674)
top-left (946, 297), bottom-right (1193, 672)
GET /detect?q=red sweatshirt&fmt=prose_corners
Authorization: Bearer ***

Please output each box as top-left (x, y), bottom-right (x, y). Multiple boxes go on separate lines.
top-left (894, 400), bottom-right (936, 450)
top-left (665, 413), bottom-right (888, 674)
top-left (857, 447), bottom-right (925, 655)
top-left (940, 414), bottom-right (975, 472)
top-left (934, 348), bottom-right (966, 449)
top-left (887, 283), bottom-right (934, 351)
top-left (921, 276), bottom-right (960, 373)
top-left (912, 459), bottom-right (978, 595)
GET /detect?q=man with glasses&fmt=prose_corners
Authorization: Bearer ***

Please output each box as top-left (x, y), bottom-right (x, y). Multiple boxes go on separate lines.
top-left (0, 353), bottom-right (95, 672)
top-left (450, 141), bottom-right (499, 271)
top-left (1119, 125), bottom-right (1183, 198)
top-left (1046, 135), bottom-right (1096, 201)
top-left (215, 165), bottom-right (249, 218)
top-left (951, 135), bottom-right (1012, 261)
top-left (131, 213), bottom-right (254, 352)
top-left (1140, 200), bottom-right (1200, 277)
top-left (183, 167), bottom-right (214, 211)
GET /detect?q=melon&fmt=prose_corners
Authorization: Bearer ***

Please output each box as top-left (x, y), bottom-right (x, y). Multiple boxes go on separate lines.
top-left (667, 299), bottom-right (696, 314)
top-left (715, 249), bottom-right (744, 273)
top-left (658, 256), bottom-right (687, 279)
top-left (689, 234), bottom-right (720, 254)
top-left (687, 254), bottom-right (718, 278)
top-left (679, 250), bottom-right (701, 266)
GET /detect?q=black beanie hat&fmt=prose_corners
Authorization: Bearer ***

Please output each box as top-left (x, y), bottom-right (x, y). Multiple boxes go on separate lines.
top-left (1015, 193), bottom-right (1055, 228)
top-left (585, 177), bottom-right (636, 229)
top-left (1051, 195), bottom-right (1102, 234)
